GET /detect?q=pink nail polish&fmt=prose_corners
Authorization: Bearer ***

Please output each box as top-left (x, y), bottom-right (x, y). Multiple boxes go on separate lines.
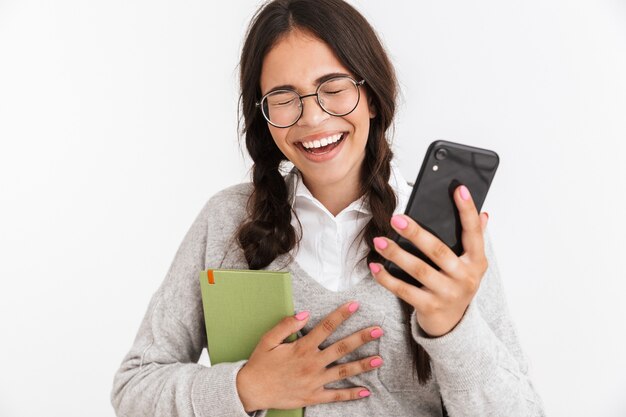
top-left (359, 389), bottom-right (371, 398)
top-left (348, 302), bottom-right (359, 313)
top-left (370, 328), bottom-right (384, 338)
top-left (373, 237), bottom-right (388, 250)
top-left (460, 185), bottom-right (470, 201)
top-left (391, 215), bottom-right (408, 230)
top-left (295, 311), bottom-right (309, 321)
top-left (368, 263), bottom-right (381, 274)
top-left (370, 358), bottom-right (383, 367)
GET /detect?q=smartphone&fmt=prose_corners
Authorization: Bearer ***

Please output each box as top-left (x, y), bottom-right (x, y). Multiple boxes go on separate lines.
top-left (384, 140), bottom-right (499, 286)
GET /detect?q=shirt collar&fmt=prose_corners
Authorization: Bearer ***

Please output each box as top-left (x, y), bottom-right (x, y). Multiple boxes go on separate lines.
top-left (285, 161), bottom-right (411, 216)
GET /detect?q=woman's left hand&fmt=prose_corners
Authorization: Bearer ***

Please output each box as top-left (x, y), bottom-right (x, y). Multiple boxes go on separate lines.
top-left (369, 184), bottom-right (489, 338)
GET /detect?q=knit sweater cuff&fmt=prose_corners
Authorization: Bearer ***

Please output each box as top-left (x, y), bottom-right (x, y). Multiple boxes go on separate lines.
top-left (191, 360), bottom-right (268, 417)
top-left (410, 302), bottom-right (498, 391)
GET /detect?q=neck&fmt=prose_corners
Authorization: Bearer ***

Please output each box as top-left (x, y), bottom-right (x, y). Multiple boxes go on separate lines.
top-left (307, 183), bottom-right (361, 216)
top-left (302, 171), bottom-right (363, 217)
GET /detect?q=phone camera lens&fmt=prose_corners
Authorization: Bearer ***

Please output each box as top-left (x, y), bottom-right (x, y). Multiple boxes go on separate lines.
top-left (435, 148), bottom-right (448, 161)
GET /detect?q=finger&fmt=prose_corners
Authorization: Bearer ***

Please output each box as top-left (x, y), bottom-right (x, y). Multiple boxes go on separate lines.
top-left (319, 326), bottom-right (384, 366)
top-left (257, 311), bottom-right (310, 351)
top-left (320, 355), bottom-right (384, 385)
top-left (480, 212), bottom-right (489, 231)
top-left (372, 236), bottom-right (444, 290)
top-left (315, 387), bottom-right (373, 404)
top-left (388, 214), bottom-right (462, 275)
top-left (304, 300), bottom-right (360, 349)
top-left (369, 262), bottom-right (434, 313)
top-left (455, 185), bottom-right (485, 262)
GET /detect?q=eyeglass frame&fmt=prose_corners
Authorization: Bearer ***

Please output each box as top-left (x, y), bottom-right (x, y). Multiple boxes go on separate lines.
top-left (255, 76), bottom-right (366, 128)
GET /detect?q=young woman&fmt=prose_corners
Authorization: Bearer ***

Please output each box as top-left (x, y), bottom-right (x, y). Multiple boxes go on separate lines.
top-left (111, 1), bottom-right (545, 416)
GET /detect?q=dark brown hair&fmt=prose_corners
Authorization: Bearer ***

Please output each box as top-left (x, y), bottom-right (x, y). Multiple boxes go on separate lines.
top-left (236, 0), bottom-right (432, 384)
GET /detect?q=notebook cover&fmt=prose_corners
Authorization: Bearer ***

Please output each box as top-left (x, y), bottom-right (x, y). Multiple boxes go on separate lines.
top-left (199, 269), bottom-right (303, 417)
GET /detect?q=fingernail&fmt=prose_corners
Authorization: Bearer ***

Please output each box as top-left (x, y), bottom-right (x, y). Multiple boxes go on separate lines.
top-left (391, 215), bottom-right (408, 230)
top-left (460, 185), bottom-right (470, 201)
top-left (370, 328), bottom-right (384, 338)
top-left (370, 358), bottom-right (383, 367)
top-left (348, 302), bottom-right (359, 313)
top-left (359, 389), bottom-right (371, 398)
top-left (373, 237), bottom-right (388, 250)
top-left (368, 263), bottom-right (381, 274)
top-left (295, 311), bottom-right (309, 321)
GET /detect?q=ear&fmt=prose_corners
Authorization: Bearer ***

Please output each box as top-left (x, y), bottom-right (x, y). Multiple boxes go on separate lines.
top-left (368, 95), bottom-right (377, 119)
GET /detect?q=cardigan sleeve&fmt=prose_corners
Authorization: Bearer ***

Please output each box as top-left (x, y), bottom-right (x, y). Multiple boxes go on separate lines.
top-left (110, 185), bottom-right (267, 417)
top-left (410, 230), bottom-right (546, 417)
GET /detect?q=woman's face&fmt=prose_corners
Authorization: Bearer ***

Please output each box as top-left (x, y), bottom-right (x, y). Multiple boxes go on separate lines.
top-left (259, 29), bottom-right (375, 194)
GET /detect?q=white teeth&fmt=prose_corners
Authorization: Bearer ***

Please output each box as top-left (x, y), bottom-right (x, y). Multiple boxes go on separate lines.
top-left (301, 133), bottom-right (343, 149)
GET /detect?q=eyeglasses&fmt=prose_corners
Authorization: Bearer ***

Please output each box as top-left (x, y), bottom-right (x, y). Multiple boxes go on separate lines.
top-left (256, 76), bottom-right (366, 128)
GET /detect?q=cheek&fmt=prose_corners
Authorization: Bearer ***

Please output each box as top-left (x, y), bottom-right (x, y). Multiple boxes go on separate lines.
top-left (351, 107), bottom-right (371, 141)
top-left (355, 97), bottom-right (373, 128)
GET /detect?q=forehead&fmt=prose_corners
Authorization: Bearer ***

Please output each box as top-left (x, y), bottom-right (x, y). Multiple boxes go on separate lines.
top-left (260, 29), bottom-right (352, 94)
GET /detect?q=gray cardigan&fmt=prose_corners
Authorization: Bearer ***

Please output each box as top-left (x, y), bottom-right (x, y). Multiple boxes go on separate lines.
top-left (111, 176), bottom-right (545, 416)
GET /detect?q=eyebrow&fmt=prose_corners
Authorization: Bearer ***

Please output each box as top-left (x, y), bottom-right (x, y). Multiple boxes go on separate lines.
top-left (263, 72), bottom-right (352, 95)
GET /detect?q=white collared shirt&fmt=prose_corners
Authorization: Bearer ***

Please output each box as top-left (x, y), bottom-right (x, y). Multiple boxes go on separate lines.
top-left (288, 162), bottom-right (413, 292)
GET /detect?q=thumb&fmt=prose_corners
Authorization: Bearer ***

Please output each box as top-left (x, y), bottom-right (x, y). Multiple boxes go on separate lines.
top-left (258, 311), bottom-right (309, 351)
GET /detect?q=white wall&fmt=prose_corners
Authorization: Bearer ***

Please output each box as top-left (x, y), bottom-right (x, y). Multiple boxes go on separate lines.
top-left (0, 0), bottom-right (624, 416)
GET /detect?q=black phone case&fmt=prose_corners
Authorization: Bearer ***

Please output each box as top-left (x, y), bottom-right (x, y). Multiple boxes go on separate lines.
top-left (384, 140), bottom-right (499, 286)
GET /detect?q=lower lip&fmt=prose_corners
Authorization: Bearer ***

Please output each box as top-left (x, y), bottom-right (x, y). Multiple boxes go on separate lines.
top-left (296, 133), bottom-right (347, 163)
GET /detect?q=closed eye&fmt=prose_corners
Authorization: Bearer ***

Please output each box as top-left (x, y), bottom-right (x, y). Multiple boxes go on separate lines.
top-left (324, 89), bottom-right (345, 95)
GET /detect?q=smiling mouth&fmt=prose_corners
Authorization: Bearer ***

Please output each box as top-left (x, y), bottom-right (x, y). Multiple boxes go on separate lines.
top-left (297, 132), bottom-right (346, 155)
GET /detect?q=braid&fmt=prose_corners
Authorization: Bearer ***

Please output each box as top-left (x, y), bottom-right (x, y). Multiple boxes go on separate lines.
top-left (360, 137), bottom-right (394, 265)
top-left (237, 147), bottom-right (296, 270)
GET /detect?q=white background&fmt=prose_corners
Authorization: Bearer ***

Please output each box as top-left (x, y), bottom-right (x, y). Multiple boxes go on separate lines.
top-left (1, 0), bottom-right (625, 416)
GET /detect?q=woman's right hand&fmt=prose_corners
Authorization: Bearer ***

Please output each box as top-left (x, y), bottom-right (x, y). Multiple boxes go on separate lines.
top-left (235, 300), bottom-right (384, 412)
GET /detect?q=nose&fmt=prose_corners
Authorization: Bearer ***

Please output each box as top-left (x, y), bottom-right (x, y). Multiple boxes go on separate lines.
top-left (296, 94), bottom-right (329, 127)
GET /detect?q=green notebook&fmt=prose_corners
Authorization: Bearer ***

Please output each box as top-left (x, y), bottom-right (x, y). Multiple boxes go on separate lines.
top-left (199, 269), bottom-right (303, 417)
